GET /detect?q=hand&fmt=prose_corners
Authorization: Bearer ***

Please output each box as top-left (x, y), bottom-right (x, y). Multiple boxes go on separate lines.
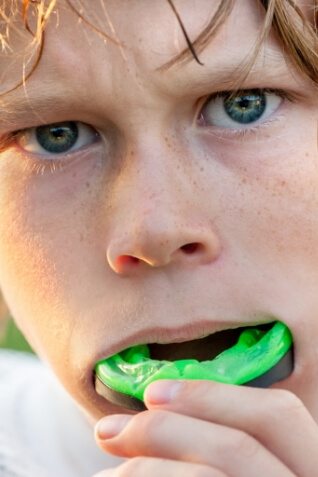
top-left (93, 380), bottom-right (318, 476)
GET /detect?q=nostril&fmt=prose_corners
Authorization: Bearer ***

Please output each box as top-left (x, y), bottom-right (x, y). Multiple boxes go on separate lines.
top-left (116, 255), bottom-right (140, 268)
top-left (180, 243), bottom-right (200, 254)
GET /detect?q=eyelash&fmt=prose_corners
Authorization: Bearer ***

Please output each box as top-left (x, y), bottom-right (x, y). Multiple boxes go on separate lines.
top-left (22, 159), bottom-right (70, 176)
top-left (198, 88), bottom-right (294, 139)
top-left (0, 88), bottom-right (295, 177)
top-left (0, 130), bottom-right (91, 176)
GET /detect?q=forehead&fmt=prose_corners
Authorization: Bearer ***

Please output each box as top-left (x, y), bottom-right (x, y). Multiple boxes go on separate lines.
top-left (0, 0), bottom-right (302, 107)
top-left (52, 0), bottom-right (265, 68)
top-left (1, 0), bottom-right (267, 72)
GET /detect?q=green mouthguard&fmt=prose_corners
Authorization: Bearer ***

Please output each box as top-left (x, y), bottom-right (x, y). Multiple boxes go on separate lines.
top-left (95, 321), bottom-right (293, 403)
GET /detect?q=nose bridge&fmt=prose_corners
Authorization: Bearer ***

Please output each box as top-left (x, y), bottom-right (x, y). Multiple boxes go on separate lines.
top-left (113, 137), bottom-right (189, 240)
top-left (106, 135), bottom-right (221, 273)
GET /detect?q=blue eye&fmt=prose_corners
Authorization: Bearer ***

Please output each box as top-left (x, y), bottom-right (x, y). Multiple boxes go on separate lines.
top-left (17, 121), bottom-right (99, 155)
top-left (200, 89), bottom-right (282, 129)
top-left (36, 122), bottom-right (79, 153)
top-left (224, 91), bottom-right (266, 124)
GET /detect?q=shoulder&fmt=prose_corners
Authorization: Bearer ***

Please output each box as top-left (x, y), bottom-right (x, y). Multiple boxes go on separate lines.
top-left (0, 348), bottom-right (45, 427)
top-left (0, 348), bottom-right (43, 400)
top-left (0, 348), bottom-right (58, 452)
top-left (0, 347), bottom-right (41, 376)
top-left (0, 349), bottom-right (50, 476)
top-left (0, 349), bottom-right (124, 476)
top-left (0, 431), bottom-right (48, 477)
top-left (0, 348), bottom-right (46, 412)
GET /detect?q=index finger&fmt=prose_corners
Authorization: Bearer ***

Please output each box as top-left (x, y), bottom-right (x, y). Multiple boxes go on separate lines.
top-left (144, 380), bottom-right (318, 477)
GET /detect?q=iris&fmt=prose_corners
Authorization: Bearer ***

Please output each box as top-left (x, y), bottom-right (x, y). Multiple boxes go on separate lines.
top-left (36, 122), bottom-right (79, 154)
top-left (224, 91), bottom-right (266, 124)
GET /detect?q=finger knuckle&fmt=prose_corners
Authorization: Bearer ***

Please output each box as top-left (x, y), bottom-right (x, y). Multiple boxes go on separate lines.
top-left (132, 409), bottom-right (170, 442)
top-left (265, 388), bottom-right (304, 418)
top-left (116, 457), bottom-right (147, 476)
top-left (191, 466), bottom-right (226, 477)
top-left (92, 471), bottom-right (116, 477)
top-left (220, 429), bottom-right (260, 460)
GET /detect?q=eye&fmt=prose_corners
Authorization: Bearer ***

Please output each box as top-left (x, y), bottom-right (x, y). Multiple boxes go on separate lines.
top-left (17, 121), bottom-right (99, 155)
top-left (199, 89), bottom-right (283, 129)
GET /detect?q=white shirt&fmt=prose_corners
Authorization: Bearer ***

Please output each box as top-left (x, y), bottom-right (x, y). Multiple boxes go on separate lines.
top-left (0, 350), bottom-right (123, 477)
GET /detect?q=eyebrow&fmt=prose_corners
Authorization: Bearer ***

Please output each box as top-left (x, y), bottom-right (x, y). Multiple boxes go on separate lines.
top-left (0, 54), bottom-right (293, 126)
top-left (0, 84), bottom-right (77, 126)
top-left (155, 52), bottom-right (292, 97)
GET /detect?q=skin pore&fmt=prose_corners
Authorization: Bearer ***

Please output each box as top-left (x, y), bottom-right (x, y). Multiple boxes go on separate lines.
top-left (0, 0), bottom-right (317, 430)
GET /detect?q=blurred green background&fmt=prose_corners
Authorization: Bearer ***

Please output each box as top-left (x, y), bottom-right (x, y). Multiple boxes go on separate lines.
top-left (0, 317), bottom-right (34, 353)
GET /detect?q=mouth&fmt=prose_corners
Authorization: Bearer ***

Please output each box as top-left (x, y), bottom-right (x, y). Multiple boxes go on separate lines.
top-left (94, 321), bottom-right (294, 411)
top-left (147, 323), bottom-right (273, 361)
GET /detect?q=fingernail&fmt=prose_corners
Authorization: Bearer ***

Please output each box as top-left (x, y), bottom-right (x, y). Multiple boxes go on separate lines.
top-left (95, 415), bottom-right (132, 440)
top-left (145, 380), bottom-right (182, 405)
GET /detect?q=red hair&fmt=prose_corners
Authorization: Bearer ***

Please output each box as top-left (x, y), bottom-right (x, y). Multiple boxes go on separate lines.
top-left (1, 0), bottom-right (317, 97)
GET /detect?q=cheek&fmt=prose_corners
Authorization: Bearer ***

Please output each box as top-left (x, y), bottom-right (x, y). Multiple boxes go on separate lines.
top-left (0, 151), bottom-right (106, 360)
top-left (222, 136), bottom-right (318, 324)
top-left (204, 119), bottom-right (318, 266)
top-left (196, 119), bottom-right (318, 309)
top-left (241, 155), bottom-right (318, 263)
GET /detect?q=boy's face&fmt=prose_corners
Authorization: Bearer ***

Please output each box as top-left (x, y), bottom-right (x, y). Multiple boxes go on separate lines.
top-left (0, 0), bottom-right (317, 422)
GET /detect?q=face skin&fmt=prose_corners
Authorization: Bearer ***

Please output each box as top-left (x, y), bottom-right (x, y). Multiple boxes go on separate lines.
top-left (0, 0), bottom-right (317, 424)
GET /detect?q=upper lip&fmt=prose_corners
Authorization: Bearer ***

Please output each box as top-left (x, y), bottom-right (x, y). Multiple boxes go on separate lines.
top-left (94, 318), bottom-right (275, 363)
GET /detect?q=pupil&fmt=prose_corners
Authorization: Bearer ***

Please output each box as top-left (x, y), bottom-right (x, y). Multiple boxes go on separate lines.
top-left (36, 122), bottom-right (79, 153)
top-left (224, 91), bottom-right (266, 124)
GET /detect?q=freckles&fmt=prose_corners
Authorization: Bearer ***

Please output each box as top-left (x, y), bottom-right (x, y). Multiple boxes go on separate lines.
top-left (0, 154), bottom-right (103, 274)
top-left (164, 136), bottom-right (172, 149)
top-left (268, 179), bottom-right (288, 198)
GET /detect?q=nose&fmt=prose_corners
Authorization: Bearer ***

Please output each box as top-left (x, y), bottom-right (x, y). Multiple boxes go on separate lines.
top-left (107, 220), bottom-right (221, 275)
top-left (106, 147), bottom-right (221, 276)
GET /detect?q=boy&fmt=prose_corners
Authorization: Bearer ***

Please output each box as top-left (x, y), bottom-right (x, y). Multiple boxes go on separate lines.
top-left (0, 0), bottom-right (317, 475)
